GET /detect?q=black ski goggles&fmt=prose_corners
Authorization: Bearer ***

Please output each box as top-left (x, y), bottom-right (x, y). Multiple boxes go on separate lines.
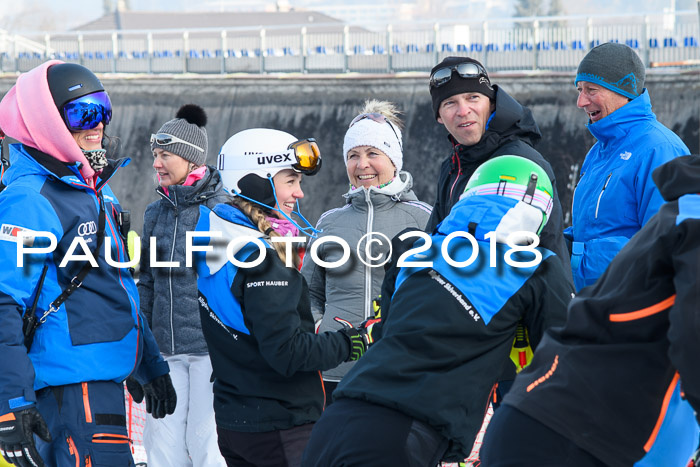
top-left (429, 62), bottom-right (490, 88)
top-left (61, 91), bottom-right (112, 131)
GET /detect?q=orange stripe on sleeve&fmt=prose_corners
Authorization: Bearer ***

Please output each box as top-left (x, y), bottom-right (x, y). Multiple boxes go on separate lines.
top-left (609, 295), bottom-right (676, 322)
top-left (643, 373), bottom-right (680, 452)
top-left (526, 355), bottom-right (559, 392)
top-left (0, 413), bottom-right (16, 422)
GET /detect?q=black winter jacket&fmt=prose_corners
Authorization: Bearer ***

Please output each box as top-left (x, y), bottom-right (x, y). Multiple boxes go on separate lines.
top-left (335, 194), bottom-right (573, 461)
top-left (138, 166), bottom-right (231, 355)
top-left (502, 155), bottom-right (700, 466)
top-left (426, 86), bottom-right (572, 282)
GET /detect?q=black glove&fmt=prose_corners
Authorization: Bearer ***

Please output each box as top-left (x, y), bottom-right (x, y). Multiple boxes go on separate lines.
top-left (143, 374), bottom-right (177, 419)
top-left (0, 407), bottom-right (51, 467)
top-left (334, 317), bottom-right (369, 362)
top-left (125, 376), bottom-right (145, 403)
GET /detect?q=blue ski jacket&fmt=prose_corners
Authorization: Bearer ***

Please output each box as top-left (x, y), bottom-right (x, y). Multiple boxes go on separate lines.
top-left (0, 145), bottom-right (168, 416)
top-left (565, 90), bottom-right (689, 291)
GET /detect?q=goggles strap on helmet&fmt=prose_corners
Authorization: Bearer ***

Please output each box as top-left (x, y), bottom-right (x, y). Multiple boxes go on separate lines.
top-left (524, 173), bottom-right (538, 204)
top-left (267, 176), bottom-right (321, 238)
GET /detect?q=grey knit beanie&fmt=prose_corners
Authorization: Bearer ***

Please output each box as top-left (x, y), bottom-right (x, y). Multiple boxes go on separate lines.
top-left (575, 43), bottom-right (645, 99)
top-left (151, 104), bottom-right (208, 166)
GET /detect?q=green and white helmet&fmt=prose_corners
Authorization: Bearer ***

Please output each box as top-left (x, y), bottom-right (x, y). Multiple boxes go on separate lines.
top-left (462, 155), bottom-right (554, 238)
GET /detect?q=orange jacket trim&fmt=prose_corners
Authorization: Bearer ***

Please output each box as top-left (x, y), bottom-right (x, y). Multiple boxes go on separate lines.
top-left (643, 372), bottom-right (680, 452)
top-left (609, 295), bottom-right (676, 322)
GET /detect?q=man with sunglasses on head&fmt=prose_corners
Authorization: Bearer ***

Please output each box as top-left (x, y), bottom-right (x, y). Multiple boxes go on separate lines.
top-left (0, 61), bottom-right (174, 467)
top-left (426, 57), bottom-right (571, 279)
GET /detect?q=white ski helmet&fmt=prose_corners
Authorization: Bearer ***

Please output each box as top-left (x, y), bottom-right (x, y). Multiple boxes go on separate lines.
top-left (217, 128), bottom-right (321, 209)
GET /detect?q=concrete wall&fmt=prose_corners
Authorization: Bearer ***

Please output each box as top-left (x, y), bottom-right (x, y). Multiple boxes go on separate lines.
top-left (1, 72), bottom-right (699, 233)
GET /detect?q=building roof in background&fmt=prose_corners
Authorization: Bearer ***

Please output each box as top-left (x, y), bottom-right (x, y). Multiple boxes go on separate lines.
top-left (73, 10), bottom-right (352, 33)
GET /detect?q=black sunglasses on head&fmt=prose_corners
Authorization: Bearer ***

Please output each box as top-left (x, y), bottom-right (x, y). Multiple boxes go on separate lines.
top-left (429, 62), bottom-right (490, 88)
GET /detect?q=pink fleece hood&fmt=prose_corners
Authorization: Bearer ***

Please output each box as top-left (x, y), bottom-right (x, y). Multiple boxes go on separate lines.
top-left (0, 60), bottom-right (95, 180)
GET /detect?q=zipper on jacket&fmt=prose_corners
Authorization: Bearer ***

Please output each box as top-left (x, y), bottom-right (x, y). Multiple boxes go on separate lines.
top-left (448, 148), bottom-right (463, 204)
top-left (594, 173), bottom-right (612, 219)
top-left (82, 382), bottom-right (93, 423)
top-left (168, 200), bottom-right (179, 354)
top-left (66, 436), bottom-right (79, 467)
top-left (364, 190), bottom-right (374, 320)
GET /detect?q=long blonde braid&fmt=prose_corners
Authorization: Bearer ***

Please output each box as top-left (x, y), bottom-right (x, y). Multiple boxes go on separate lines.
top-left (231, 198), bottom-right (300, 269)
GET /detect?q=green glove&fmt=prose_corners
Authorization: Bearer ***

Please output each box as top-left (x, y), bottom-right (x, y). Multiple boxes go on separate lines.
top-left (334, 317), bottom-right (369, 362)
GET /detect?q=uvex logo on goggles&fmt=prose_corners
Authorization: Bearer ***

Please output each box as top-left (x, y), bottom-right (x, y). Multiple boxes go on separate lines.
top-left (429, 62), bottom-right (490, 88)
top-left (61, 91), bottom-right (112, 131)
top-left (219, 138), bottom-right (321, 175)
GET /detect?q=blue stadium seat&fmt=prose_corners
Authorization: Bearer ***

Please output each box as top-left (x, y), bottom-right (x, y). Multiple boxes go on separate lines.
top-left (426, 43), bottom-right (435, 53)
top-left (553, 41), bottom-right (567, 50)
top-left (254, 49), bottom-right (262, 57)
top-left (315, 45), bottom-right (327, 54)
top-left (649, 38), bottom-right (659, 48)
top-left (334, 45), bottom-right (344, 54)
top-left (470, 43), bottom-right (482, 52)
top-left (441, 43), bottom-right (453, 52)
top-left (684, 36), bottom-right (698, 47)
top-left (372, 45), bottom-right (385, 54)
top-left (456, 44), bottom-right (467, 52)
top-left (406, 44), bottom-right (419, 53)
top-left (589, 39), bottom-right (601, 48)
top-left (391, 44), bottom-right (401, 54)
top-left (663, 37), bottom-right (678, 47)
top-left (504, 42), bottom-right (517, 51)
top-left (625, 39), bottom-right (639, 49)
top-left (240, 49), bottom-right (249, 57)
top-left (486, 43), bottom-right (499, 51)
top-left (188, 50), bottom-right (200, 58)
top-left (572, 40), bottom-right (584, 50)
top-left (537, 41), bottom-right (551, 50)
top-left (283, 46), bottom-right (294, 55)
top-left (519, 43), bottom-right (533, 51)
top-left (353, 45), bottom-right (365, 54)
top-left (96, 51), bottom-right (105, 59)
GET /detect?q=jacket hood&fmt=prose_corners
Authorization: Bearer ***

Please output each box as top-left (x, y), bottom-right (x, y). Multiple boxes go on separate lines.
top-left (450, 85), bottom-right (542, 156)
top-left (344, 170), bottom-right (419, 202)
top-left (438, 194), bottom-right (545, 244)
top-left (652, 155), bottom-right (700, 202)
top-left (0, 60), bottom-right (95, 181)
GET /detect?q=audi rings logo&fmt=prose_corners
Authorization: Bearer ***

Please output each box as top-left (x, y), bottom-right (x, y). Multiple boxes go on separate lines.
top-left (77, 221), bottom-right (97, 237)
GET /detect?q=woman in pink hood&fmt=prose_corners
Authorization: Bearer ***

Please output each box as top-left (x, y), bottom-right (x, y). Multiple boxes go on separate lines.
top-left (0, 61), bottom-right (174, 467)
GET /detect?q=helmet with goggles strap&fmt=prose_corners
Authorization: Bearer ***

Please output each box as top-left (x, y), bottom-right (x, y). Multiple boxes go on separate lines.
top-left (462, 155), bottom-right (553, 235)
top-left (218, 128), bottom-right (321, 208)
top-left (47, 63), bottom-right (112, 131)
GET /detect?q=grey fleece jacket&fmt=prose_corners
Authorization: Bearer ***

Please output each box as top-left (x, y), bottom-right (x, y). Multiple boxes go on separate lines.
top-left (301, 171), bottom-right (431, 381)
top-left (138, 166), bottom-right (232, 355)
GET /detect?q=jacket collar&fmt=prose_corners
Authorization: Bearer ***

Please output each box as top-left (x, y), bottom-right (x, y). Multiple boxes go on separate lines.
top-left (448, 85), bottom-right (541, 163)
top-left (157, 166), bottom-right (223, 206)
top-left (586, 90), bottom-right (653, 145)
top-left (5, 144), bottom-right (127, 191)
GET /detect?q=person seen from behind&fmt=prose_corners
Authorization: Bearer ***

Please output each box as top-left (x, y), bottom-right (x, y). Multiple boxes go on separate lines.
top-left (301, 155), bottom-right (572, 466)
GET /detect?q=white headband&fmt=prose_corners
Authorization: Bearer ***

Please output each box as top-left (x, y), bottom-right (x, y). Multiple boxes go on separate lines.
top-left (343, 117), bottom-right (403, 172)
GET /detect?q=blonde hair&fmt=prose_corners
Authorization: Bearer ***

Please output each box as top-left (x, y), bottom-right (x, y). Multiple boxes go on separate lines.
top-left (359, 99), bottom-right (404, 130)
top-left (231, 197), bottom-right (301, 269)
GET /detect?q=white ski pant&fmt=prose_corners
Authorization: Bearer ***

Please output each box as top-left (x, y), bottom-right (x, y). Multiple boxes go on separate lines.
top-left (143, 353), bottom-right (225, 467)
